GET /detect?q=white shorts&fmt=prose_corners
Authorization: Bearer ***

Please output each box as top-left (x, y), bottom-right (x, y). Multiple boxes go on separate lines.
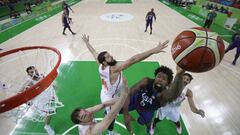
top-left (156, 105), bottom-right (181, 122)
top-left (100, 89), bottom-right (119, 114)
top-left (31, 86), bottom-right (60, 117)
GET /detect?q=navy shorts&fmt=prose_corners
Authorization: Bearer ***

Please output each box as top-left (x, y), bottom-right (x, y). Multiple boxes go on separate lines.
top-left (128, 96), bottom-right (154, 125)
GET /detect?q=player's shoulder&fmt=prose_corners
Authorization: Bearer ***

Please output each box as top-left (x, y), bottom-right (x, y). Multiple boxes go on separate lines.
top-left (186, 88), bottom-right (193, 96)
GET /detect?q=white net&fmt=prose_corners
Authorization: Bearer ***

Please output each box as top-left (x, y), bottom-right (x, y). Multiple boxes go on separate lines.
top-left (0, 47), bottom-right (63, 123)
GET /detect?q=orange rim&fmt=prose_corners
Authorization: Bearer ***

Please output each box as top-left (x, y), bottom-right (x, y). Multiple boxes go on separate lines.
top-left (0, 46), bottom-right (61, 113)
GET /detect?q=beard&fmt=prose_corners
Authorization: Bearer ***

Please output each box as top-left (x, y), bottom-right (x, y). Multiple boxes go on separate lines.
top-left (107, 60), bottom-right (117, 66)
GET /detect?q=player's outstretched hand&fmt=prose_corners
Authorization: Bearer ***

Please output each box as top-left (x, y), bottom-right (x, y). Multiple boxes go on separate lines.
top-left (82, 34), bottom-right (90, 44)
top-left (197, 109), bottom-right (205, 118)
top-left (153, 40), bottom-right (169, 53)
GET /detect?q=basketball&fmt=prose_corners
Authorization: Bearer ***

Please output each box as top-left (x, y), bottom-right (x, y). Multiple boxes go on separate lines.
top-left (171, 27), bottom-right (225, 72)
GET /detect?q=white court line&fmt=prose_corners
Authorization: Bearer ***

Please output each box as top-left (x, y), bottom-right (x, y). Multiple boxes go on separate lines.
top-left (75, 38), bottom-right (164, 61)
top-left (93, 38), bottom-right (160, 44)
top-left (180, 112), bottom-right (192, 135)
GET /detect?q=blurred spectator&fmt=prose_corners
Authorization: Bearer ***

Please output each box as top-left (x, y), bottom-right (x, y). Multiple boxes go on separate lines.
top-left (219, 6), bottom-right (225, 13)
top-left (10, 10), bottom-right (20, 19)
top-left (7, 0), bottom-right (14, 11)
top-left (227, 8), bottom-right (233, 17)
top-left (209, 3), bottom-right (214, 10)
top-left (213, 4), bottom-right (218, 11)
top-left (25, 2), bottom-right (32, 14)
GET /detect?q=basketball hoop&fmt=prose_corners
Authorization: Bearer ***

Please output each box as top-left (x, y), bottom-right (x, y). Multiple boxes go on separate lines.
top-left (0, 46), bottom-right (61, 113)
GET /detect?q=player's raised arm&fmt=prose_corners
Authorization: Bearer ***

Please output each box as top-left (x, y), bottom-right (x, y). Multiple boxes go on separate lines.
top-left (86, 99), bottom-right (118, 114)
top-left (88, 78), bottom-right (129, 135)
top-left (113, 40), bottom-right (169, 73)
top-left (82, 34), bottom-right (99, 64)
top-left (186, 89), bottom-right (205, 118)
top-left (159, 67), bottom-right (185, 106)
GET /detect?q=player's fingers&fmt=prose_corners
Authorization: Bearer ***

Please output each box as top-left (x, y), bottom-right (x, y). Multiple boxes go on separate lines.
top-left (162, 40), bottom-right (169, 45)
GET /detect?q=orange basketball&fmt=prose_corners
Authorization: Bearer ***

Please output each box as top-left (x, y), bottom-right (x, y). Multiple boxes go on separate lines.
top-left (171, 27), bottom-right (225, 72)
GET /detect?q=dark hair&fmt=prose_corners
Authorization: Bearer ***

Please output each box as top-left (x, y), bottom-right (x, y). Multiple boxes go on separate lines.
top-left (71, 107), bottom-right (82, 124)
top-left (184, 73), bottom-right (193, 81)
top-left (154, 66), bottom-right (173, 85)
top-left (26, 66), bottom-right (35, 73)
top-left (97, 51), bottom-right (107, 64)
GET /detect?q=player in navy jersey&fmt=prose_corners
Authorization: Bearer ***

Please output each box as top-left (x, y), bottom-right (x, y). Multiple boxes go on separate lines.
top-left (225, 32), bottom-right (240, 65)
top-left (62, 1), bottom-right (73, 24)
top-left (122, 66), bottom-right (186, 134)
top-left (144, 8), bottom-right (156, 35)
top-left (62, 9), bottom-right (76, 35)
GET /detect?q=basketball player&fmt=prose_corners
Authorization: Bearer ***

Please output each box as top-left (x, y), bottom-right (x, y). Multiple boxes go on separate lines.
top-left (82, 34), bottom-right (168, 135)
top-left (150, 73), bottom-right (205, 134)
top-left (225, 32), bottom-right (240, 65)
top-left (71, 78), bottom-right (129, 135)
top-left (62, 9), bottom-right (76, 35)
top-left (122, 66), bottom-right (185, 134)
top-left (22, 66), bottom-right (63, 135)
top-left (62, 1), bottom-right (73, 24)
top-left (203, 9), bottom-right (217, 29)
top-left (144, 8), bottom-right (156, 35)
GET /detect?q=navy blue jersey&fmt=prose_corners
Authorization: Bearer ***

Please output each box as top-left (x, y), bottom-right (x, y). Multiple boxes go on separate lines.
top-left (146, 11), bottom-right (156, 22)
top-left (62, 3), bottom-right (70, 15)
top-left (135, 79), bottom-right (161, 111)
top-left (63, 14), bottom-right (69, 26)
top-left (232, 33), bottom-right (240, 45)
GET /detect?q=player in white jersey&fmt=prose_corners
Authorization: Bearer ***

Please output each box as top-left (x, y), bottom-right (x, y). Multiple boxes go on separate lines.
top-left (99, 64), bottom-right (124, 113)
top-left (71, 78), bottom-right (129, 135)
top-left (21, 66), bottom-right (63, 135)
top-left (150, 73), bottom-right (205, 134)
top-left (82, 34), bottom-right (169, 134)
